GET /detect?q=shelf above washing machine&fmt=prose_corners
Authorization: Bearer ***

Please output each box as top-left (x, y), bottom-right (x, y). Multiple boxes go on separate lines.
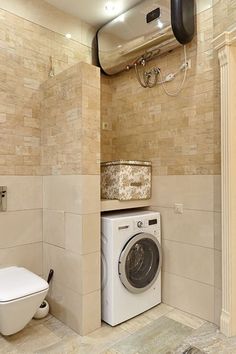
top-left (101, 199), bottom-right (152, 212)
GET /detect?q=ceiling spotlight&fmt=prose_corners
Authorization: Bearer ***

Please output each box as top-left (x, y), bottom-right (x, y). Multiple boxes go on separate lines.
top-left (157, 19), bottom-right (163, 29)
top-left (105, 2), bottom-right (117, 14)
top-left (65, 33), bottom-right (72, 39)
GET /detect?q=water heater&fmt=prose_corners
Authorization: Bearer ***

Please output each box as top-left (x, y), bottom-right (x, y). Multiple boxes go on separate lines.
top-left (97, 0), bottom-right (195, 75)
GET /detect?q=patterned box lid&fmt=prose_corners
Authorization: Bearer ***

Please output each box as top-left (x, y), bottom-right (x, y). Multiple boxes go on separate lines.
top-left (101, 160), bottom-right (152, 167)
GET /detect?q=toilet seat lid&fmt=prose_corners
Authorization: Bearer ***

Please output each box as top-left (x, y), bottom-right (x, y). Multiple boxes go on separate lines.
top-left (0, 266), bottom-right (49, 302)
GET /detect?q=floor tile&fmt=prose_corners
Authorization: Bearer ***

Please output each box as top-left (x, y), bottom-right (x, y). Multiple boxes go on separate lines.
top-left (111, 316), bottom-right (193, 354)
top-left (165, 309), bottom-right (206, 329)
top-left (145, 303), bottom-right (174, 320)
top-left (1, 307), bottom-right (236, 354)
top-left (119, 312), bottom-right (152, 334)
top-left (0, 324), bottom-right (60, 353)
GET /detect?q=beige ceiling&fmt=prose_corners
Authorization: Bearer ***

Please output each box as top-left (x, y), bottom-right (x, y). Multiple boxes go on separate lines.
top-left (44, 0), bottom-right (142, 27)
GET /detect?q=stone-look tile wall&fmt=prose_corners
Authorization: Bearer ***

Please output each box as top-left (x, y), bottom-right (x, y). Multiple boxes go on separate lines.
top-left (213, 0), bottom-right (236, 37)
top-left (41, 62), bottom-right (101, 335)
top-left (0, 8), bottom-right (92, 176)
top-left (40, 62), bottom-right (100, 175)
top-left (0, 0), bottom-right (96, 47)
top-left (101, 76), bottom-right (115, 162)
top-left (101, 7), bottom-right (220, 176)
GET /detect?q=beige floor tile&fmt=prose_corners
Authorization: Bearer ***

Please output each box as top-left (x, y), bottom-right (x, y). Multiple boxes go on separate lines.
top-left (38, 315), bottom-right (78, 340)
top-left (36, 337), bottom-right (83, 354)
top-left (165, 309), bottom-right (206, 329)
top-left (0, 324), bottom-right (60, 353)
top-left (101, 349), bottom-right (122, 354)
top-left (1, 309), bottom-right (236, 354)
top-left (119, 312), bottom-right (152, 334)
top-left (145, 303), bottom-right (174, 320)
top-left (88, 322), bottom-right (129, 344)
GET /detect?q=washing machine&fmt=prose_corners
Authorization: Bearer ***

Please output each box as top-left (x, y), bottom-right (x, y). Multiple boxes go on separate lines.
top-left (101, 210), bottom-right (162, 326)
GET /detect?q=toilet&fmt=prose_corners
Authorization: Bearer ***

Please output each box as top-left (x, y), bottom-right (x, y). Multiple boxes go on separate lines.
top-left (0, 266), bottom-right (49, 336)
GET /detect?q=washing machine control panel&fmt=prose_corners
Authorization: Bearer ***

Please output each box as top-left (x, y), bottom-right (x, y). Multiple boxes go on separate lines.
top-left (134, 216), bottom-right (160, 234)
top-left (137, 220), bottom-right (144, 228)
top-left (135, 219), bottom-right (158, 228)
top-left (136, 219), bottom-right (149, 229)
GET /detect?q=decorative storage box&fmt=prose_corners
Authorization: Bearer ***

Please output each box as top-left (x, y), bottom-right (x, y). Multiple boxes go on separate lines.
top-left (101, 160), bottom-right (152, 201)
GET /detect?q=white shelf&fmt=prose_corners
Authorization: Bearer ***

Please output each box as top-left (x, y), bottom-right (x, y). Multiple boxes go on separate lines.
top-left (101, 199), bottom-right (151, 212)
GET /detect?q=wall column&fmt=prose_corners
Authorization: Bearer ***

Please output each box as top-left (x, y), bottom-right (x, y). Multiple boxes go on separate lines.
top-left (213, 28), bottom-right (236, 337)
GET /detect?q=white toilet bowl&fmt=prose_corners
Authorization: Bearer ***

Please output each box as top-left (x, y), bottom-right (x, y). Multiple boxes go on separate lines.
top-left (0, 266), bottom-right (49, 336)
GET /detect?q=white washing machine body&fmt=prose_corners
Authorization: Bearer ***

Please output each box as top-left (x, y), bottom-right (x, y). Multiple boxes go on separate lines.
top-left (101, 210), bottom-right (161, 326)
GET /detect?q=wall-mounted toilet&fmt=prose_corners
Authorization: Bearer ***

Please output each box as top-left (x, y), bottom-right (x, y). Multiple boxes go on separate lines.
top-left (0, 266), bottom-right (49, 336)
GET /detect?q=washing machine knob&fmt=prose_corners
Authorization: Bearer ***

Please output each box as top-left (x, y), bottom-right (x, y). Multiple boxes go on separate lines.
top-left (137, 221), bottom-right (143, 228)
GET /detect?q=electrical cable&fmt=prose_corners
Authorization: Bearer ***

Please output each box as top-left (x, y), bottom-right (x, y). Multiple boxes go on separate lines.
top-left (158, 45), bottom-right (187, 96)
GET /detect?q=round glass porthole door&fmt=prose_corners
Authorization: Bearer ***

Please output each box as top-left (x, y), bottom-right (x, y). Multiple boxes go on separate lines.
top-left (118, 233), bottom-right (162, 294)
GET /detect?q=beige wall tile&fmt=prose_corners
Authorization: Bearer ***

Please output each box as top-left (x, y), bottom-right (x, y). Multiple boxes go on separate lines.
top-left (152, 175), bottom-right (221, 211)
top-left (82, 213), bottom-right (100, 254)
top-left (80, 290), bottom-right (101, 335)
top-left (214, 249), bottom-right (222, 289)
top-left (214, 211), bottom-right (222, 250)
top-left (153, 206), bottom-right (215, 248)
top-left (47, 282), bottom-right (101, 335)
top-left (65, 213), bottom-right (100, 255)
top-left (81, 176), bottom-right (100, 214)
top-left (46, 280), bottom-right (82, 334)
top-left (152, 174), bottom-right (221, 324)
top-left (81, 252), bottom-right (101, 294)
top-left (0, 0), bottom-right (96, 48)
top-left (0, 242), bottom-right (43, 275)
top-left (214, 287), bottom-right (222, 326)
top-left (0, 210), bottom-right (42, 249)
top-left (0, 10), bottom-right (93, 177)
top-left (163, 240), bottom-right (214, 285)
top-left (44, 244), bottom-right (80, 293)
top-left (0, 176), bottom-right (42, 210)
top-left (100, 7), bottom-right (221, 177)
top-left (162, 271), bottom-right (215, 322)
top-left (43, 175), bottom-right (100, 214)
top-left (45, 243), bottom-right (100, 334)
top-left (197, 0), bottom-right (212, 13)
top-left (41, 62), bottom-right (100, 176)
top-left (43, 210), bottom-right (65, 248)
top-left (65, 213), bottom-right (83, 253)
top-left (43, 243), bottom-right (100, 295)
top-left (79, 62), bottom-right (101, 89)
top-left (213, 0), bottom-right (236, 37)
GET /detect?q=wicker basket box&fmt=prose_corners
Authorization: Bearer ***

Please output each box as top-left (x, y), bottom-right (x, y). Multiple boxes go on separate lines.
top-left (101, 160), bottom-right (152, 201)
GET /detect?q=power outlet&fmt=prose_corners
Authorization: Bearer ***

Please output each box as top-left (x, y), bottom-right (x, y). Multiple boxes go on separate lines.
top-left (186, 59), bottom-right (191, 70)
top-left (181, 59), bottom-right (191, 71)
top-left (102, 122), bottom-right (112, 131)
top-left (174, 203), bottom-right (184, 214)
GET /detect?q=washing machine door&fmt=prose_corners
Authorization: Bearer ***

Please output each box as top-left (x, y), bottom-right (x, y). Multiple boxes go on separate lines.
top-left (118, 233), bottom-right (162, 294)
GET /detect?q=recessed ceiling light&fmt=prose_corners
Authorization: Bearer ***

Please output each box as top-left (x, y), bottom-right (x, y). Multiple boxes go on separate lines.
top-left (105, 1), bottom-right (119, 14)
top-left (65, 33), bottom-right (72, 39)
